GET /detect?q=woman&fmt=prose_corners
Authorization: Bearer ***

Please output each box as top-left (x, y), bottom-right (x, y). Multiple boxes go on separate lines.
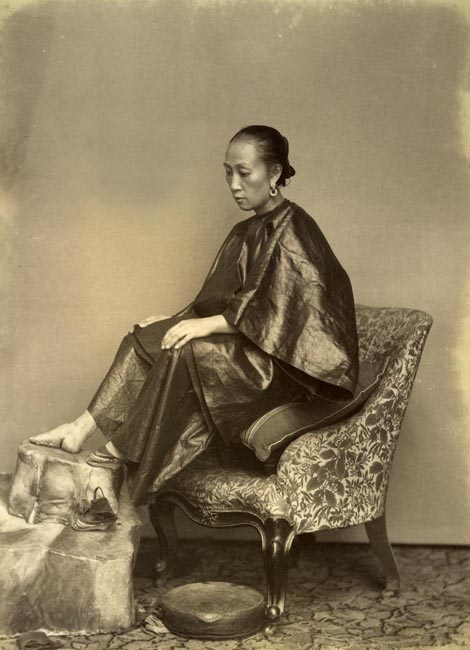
top-left (30, 125), bottom-right (359, 505)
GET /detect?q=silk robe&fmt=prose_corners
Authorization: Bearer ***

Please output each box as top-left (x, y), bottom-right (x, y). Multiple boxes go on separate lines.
top-left (89, 199), bottom-right (358, 504)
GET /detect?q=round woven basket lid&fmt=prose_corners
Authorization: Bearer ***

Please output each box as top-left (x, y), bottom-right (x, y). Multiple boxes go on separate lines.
top-left (160, 581), bottom-right (266, 639)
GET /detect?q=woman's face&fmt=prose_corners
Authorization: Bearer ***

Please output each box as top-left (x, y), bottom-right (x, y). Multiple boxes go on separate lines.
top-left (224, 139), bottom-right (281, 214)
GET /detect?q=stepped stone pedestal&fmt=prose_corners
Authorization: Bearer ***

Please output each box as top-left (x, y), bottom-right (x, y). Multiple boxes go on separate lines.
top-left (0, 443), bottom-right (142, 636)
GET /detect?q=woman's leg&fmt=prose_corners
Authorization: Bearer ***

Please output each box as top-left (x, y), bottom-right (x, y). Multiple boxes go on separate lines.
top-left (29, 333), bottom-right (151, 454)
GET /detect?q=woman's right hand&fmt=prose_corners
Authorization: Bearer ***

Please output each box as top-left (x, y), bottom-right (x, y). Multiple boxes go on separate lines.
top-left (130, 315), bottom-right (169, 333)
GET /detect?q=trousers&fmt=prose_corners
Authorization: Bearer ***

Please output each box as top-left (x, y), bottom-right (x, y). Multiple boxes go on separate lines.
top-left (88, 330), bottom-right (214, 505)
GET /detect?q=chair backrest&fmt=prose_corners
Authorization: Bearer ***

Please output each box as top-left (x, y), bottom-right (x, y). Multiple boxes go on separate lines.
top-left (355, 305), bottom-right (433, 445)
top-left (356, 305), bottom-right (432, 365)
top-left (276, 306), bottom-right (433, 531)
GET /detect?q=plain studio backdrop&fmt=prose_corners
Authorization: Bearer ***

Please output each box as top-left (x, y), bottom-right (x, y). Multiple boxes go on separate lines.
top-left (0, 0), bottom-right (469, 545)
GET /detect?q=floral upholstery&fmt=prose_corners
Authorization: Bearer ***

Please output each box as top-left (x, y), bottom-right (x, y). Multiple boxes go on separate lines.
top-left (167, 306), bottom-right (433, 534)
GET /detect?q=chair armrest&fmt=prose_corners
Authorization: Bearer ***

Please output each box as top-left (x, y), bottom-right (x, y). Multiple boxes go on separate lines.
top-left (275, 408), bottom-right (393, 532)
top-left (276, 410), bottom-right (367, 485)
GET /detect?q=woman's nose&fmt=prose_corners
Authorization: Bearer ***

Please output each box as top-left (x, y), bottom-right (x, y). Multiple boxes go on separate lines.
top-left (229, 175), bottom-right (241, 191)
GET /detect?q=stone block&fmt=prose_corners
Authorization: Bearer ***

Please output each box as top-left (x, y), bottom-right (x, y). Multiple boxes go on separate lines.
top-left (8, 442), bottom-right (124, 525)
top-left (0, 457), bottom-right (142, 635)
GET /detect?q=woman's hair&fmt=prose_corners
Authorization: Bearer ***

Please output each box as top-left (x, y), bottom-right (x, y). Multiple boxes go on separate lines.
top-left (230, 125), bottom-right (296, 187)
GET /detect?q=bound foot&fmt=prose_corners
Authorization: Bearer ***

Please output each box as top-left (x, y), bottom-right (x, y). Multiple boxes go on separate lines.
top-left (29, 411), bottom-right (96, 454)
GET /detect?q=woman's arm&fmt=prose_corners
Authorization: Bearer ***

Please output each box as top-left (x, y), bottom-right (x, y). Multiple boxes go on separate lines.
top-left (161, 315), bottom-right (237, 350)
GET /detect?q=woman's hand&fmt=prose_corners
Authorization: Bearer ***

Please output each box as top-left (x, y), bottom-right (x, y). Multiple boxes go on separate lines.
top-left (161, 315), bottom-right (237, 350)
top-left (161, 318), bottom-right (215, 350)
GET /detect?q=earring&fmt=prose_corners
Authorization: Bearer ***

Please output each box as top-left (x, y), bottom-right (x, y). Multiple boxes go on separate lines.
top-left (269, 185), bottom-right (278, 197)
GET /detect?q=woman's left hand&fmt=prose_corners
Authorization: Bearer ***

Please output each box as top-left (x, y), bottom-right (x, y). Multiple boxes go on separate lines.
top-left (161, 318), bottom-right (216, 350)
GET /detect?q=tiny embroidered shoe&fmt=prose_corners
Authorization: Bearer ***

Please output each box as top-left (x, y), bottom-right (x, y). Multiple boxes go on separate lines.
top-left (87, 445), bottom-right (126, 469)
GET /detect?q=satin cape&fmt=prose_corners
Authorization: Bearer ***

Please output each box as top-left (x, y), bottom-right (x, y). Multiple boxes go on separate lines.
top-left (90, 199), bottom-right (358, 504)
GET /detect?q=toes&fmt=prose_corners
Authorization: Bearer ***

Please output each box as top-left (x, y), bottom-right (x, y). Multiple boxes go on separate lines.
top-left (29, 438), bottom-right (61, 448)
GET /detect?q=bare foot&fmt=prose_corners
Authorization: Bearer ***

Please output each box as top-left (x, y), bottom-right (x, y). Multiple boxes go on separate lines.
top-left (29, 411), bottom-right (96, 454)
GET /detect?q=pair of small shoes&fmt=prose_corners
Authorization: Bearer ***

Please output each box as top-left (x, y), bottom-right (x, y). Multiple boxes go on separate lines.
top-left (71, 487), bottom-right (118, 531)
top-left (87, 445), bottom-right (126, 469)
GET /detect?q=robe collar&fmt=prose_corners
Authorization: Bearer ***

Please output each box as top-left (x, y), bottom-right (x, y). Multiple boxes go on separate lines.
top-left (253, 198), bottom-right (291, 230)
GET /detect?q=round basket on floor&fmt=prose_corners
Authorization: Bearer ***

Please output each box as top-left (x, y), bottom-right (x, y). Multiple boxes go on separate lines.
top-left (160, 581), bottom-right (266, 639)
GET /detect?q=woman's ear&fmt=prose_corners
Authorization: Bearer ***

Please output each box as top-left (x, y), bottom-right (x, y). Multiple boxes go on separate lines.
top-left (270, 163), bottom-right (282, 186)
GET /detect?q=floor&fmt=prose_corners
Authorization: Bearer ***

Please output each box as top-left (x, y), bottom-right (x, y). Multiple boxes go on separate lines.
top-left (1, 539), bottom-right (469, 650)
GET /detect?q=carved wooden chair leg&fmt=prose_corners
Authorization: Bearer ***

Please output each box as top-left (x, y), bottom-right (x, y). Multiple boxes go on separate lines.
top-left (260, 517), bottom-right (296, 626)
top-left (365, 513), bottom-right (400, 594)
top-left (148, 497), bottom-right (178, 585)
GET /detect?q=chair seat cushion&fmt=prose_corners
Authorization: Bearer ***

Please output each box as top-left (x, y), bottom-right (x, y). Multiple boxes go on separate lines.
top-left (168, 446), bottom-right (292, 523)
top-left (240, 360), bottom-right (386, 462)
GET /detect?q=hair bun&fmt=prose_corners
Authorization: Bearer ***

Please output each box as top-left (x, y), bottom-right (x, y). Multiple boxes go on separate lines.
top-left (287, 164), bottom-right (296, 179)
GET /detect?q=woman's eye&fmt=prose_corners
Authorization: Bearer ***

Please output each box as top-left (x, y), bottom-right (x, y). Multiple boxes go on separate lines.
top-left (239, 171), bottom-right (250, 177)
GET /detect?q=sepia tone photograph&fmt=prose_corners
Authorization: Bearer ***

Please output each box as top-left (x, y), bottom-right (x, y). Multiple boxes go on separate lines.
top-left (0, 0), bottom-right (469, 648)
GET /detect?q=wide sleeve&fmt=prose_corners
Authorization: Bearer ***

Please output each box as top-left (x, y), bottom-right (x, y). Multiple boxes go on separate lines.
top-left (223, 212), bottom-right (359, 398)
top-left (192, 220), bottom-right (248, 317)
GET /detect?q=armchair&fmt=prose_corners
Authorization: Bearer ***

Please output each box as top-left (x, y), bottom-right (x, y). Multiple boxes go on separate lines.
top-left (149, 305), bottom-right (433, 623)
